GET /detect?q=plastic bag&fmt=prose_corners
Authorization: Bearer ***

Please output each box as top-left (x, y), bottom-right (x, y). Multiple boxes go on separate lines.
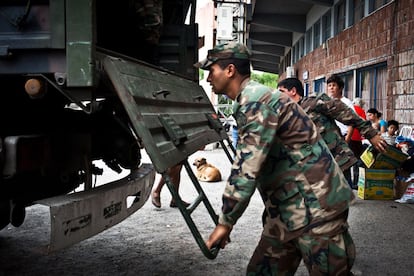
top-left (395, 174), bottom-right (414, 203)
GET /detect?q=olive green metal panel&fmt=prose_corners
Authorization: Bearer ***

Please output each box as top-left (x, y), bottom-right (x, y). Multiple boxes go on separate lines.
top-left (102, 54), bottom-right (228, 173)
top-left (37, 163), bottom-right (156, 252)
top-left (50, 0), bottom-right (65, 49)
top-left (66, 0), bottom-right (95, 87)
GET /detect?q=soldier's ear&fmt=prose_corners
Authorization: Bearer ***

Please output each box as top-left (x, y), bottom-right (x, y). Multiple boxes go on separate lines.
top-left (226, 64), bottom-right (237, 77)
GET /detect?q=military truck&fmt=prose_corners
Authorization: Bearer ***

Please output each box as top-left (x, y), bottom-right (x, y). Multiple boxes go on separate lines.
top-left (0, 0), bottom-right (232, 257)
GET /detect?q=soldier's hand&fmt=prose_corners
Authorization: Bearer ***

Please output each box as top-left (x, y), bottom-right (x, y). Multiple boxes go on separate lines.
top-left (369, 135), bottom-right (387, 152)
top-left (206, 224), bottom-right (232, 250)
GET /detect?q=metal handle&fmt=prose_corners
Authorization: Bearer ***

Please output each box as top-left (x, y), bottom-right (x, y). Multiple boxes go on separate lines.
top-left (152, 89), bottom-right (171, 98)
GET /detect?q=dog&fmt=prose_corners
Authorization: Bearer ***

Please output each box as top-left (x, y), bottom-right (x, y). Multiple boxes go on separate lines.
top-left (192, 157), bottom-right (222, 182)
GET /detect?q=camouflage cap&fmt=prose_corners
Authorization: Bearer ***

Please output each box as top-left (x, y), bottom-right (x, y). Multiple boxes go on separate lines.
top-left (194, 42), bottom-right (252, 70)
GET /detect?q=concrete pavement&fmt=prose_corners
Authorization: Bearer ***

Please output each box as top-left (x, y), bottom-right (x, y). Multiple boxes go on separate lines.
top-left (1, 146), bottom-right (413, 275)
top-left (181, 146), bottom-right (414, 275)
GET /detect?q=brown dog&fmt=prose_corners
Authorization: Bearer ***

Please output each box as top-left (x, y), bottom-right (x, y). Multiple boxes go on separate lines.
top-left (192, 157), bottom-right (222, 182)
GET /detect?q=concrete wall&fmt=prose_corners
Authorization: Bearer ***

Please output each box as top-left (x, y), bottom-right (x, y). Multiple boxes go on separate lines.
top-left (196, 0), bottom-right (216, 104)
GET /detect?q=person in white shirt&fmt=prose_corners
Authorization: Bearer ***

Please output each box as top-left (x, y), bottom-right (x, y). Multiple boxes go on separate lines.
top-left (326, 74), bottom-right (355, 188)
top-left (381, 119), bottom-right (399, 146)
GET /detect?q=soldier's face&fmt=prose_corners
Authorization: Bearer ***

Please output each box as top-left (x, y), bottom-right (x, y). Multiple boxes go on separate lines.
top-left (207, 63), bottom-right (231, 96)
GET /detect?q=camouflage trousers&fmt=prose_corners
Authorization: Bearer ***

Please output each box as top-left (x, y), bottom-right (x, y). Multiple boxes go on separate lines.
top-left (246, 225), bottom-right (355, 275)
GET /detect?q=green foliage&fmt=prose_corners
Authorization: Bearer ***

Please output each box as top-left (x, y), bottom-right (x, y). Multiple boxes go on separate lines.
top-left (251, 72), bottom-right (279, 88)
top-left (199, 69), bottom-right (204, 80)
top-left (218, 95), bottom-right (229, 104)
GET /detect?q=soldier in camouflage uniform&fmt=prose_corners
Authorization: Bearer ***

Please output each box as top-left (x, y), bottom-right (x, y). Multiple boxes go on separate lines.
top-left (195, 42), bottom-right (356, 275)
top-left (278, 78), bottom-right (387, 189)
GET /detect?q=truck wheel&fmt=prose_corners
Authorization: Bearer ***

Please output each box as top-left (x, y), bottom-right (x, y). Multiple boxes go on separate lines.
top-left (10, 202), bottom-right (25, 227)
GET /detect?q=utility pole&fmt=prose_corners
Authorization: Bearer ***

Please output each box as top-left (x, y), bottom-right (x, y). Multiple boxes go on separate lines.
top-left (215, 0), bottom-right (249, 123)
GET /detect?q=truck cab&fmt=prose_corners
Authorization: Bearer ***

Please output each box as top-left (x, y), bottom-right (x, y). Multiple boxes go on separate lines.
top-left (0, 1), bottom-right (230, 255)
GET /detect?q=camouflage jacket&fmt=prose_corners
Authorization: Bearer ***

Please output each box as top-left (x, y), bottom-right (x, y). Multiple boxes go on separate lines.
top-left (219, 80), bottom-right (354, 242)
top-left (299, 93), bottom-right (378, 171)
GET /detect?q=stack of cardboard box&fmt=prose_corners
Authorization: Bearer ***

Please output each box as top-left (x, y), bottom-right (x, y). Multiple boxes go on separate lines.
top-left (358, 145), bottom-right (408, 199)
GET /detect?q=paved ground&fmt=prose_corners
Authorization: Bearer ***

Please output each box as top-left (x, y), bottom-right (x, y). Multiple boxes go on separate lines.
top-left (1, 147), bottom-right (414, 275)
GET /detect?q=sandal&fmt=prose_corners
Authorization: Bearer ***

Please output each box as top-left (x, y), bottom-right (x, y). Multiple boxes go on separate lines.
top-left (151, 193), bottom-right (161, 208)
top-left (170, 201), bottom-right (190, 208)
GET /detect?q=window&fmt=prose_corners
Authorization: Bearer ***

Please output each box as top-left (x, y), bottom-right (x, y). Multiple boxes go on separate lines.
top-left (350, 0), bottom-right (365, 26)
top-left (357, 64), bottom-right (387, 119)
top-left (335, 1), bottom-right (346, 34)
top-left (304, 82), bottom-right (310, 97)
top-left (322, 11), bottom-right (332, 42)
top-left (305, 29), bottom-right (312, 54)
top-left (369, 0), bottom-right (391, 13)
top-left (313, 20), bottom-right (321, 49)
top-left (285, 50), bottom-right (292, 71)
top-left (299, 37), bottom-right (305, 58)
top-left (314, 78), bottom-right (326, 94)
top-left (293, 44), bottom-right (299, 63)
top-left (339, 72), bottom-right (355, 100)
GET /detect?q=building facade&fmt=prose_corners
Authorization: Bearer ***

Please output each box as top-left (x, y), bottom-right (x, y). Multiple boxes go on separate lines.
top-left (279, 0), bottom-right (414, 127)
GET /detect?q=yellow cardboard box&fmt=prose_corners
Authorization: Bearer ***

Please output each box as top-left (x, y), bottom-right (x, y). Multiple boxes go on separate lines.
top-left (360, 145), bottom-right (408, 169)
top-left (358, 167), bottom-right (395, 200)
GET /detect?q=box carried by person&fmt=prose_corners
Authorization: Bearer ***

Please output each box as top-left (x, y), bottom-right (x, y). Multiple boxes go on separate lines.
top-left (360, 145), bottom-right (408, 169)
